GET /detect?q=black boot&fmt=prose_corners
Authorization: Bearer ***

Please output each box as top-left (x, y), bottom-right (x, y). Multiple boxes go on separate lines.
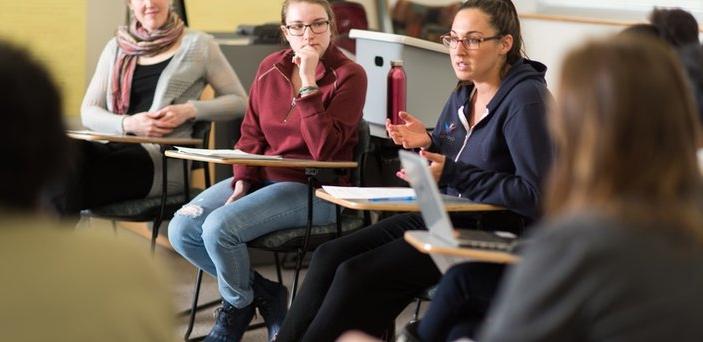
top-left (203, 301), bottom-right (255, 342)
top-left (253, 272), bottom-right (289, 341)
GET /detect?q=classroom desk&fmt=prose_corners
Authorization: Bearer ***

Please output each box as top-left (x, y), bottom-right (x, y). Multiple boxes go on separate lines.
top-left (316, 188), bottom-right (511, 272)
top-left (66, 130), bottom-right (204, 251)
top-left (66, 130), bottom-right (201, 146)
top-left (315, 188), bottom-right (503, 212)
top-left (67, 130), bottom-right (204, 207)
top-left (164, 151), bottom-right (358, 169)
top-left (404, 230), bottom-right (519, 272)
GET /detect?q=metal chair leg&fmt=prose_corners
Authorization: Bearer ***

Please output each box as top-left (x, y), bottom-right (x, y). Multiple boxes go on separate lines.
top-left (292, 248), bottom-right (305, 300)
top-left (150, 216), bottom-right (162, 254)
top-left (412, 297), bottom-right (422, 322)
top-left (156, 148), bottom-right (168, 253)
top-left (184, 269), bottom-right (204, 340)
top-left (274, 252), bottom-right (283, 284)
top-left (179, 269), bottom-right (222, 341)
top-left (335, 204), bottom-right (342, 238)
top-left (291, 171), bottom-right (316, 300)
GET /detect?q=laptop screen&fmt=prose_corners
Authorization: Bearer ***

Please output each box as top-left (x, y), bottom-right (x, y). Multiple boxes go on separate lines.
top-left (399, 150), bottom-right (458, 245)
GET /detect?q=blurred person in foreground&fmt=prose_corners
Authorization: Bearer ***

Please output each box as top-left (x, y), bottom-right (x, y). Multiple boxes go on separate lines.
top-left (479, 34), bottom-right (703, 342)
top-left (0, 41), bottom-right (175, 342)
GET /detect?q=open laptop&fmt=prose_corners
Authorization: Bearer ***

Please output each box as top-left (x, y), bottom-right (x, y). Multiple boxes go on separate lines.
top-left (398, 150), bottom-right (518, 252)
top-left (398, 150), bottom-right (458, 245)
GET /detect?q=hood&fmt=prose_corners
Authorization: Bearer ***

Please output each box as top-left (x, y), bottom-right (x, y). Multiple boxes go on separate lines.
top-left (486, 58), bottom-right (547, 112)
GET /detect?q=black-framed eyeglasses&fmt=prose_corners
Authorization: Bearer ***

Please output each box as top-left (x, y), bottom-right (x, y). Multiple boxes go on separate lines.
top-left (285, 20), bottom-right (330, 36)
top-left (440, 34), bottom-right (503, 50)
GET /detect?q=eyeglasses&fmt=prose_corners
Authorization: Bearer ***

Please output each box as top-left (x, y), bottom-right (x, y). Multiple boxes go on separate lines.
top-left (285, 20), bottom-right (330, 36)
top-left (440, 34), bottom-right (502, 50)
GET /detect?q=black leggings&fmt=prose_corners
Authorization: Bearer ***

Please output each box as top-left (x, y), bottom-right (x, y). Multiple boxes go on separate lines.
top-left (53, 140), bottom-right (153, 215)
top-left (417, 262), bottom-right (506, 341)
top-left (277, 213), bottom-right (442, 341)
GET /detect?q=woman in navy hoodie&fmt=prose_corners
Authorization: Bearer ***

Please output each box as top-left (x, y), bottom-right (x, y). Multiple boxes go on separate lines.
top-left (276, 0), bottom-right (552, 341)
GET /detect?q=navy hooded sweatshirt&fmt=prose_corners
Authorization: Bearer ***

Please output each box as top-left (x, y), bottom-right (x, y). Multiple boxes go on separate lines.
top-left (428, 58), bottom-right (553, 221)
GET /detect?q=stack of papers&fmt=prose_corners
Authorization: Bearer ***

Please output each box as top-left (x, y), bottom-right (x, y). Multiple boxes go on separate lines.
top-left (174, 146), bottom-right (283, 160)
top-left (322, 186), bottom-right (416, 200)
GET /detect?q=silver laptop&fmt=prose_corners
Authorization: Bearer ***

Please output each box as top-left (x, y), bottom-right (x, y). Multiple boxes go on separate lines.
top-left (398, 150), bottom-right (458, 245)
top-left (399, 150), bottom-right (519, 252)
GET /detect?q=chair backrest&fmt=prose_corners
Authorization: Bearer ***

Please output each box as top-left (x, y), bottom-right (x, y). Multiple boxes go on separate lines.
top-left (191, 121), bottom-right (212, 147)
top-left (332, 1), bottom-right (369, 54)
top-left (190, 121), bottom-right (213, 186)
top-left (351, 119), bottom-right (371, 186)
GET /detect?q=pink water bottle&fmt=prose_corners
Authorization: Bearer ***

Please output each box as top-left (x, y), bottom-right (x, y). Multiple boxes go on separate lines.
top-left (387, 60), bottom-right (407, 125)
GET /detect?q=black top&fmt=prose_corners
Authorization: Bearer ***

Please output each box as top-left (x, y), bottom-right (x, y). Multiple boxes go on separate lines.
top-left (127, 57), bottom-right (172, 115)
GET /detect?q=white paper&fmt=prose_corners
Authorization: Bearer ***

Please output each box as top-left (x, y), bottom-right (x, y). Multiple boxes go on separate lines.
top-left (322, 186), bottom-right (416, 200)
top-left (67, 129), bottom-right (117, 136)
top-left (174, 146), bottom-right (282, 160)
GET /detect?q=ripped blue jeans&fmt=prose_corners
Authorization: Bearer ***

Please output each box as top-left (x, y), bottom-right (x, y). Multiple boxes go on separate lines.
top-left (168, 177), bottom-right (336, 308)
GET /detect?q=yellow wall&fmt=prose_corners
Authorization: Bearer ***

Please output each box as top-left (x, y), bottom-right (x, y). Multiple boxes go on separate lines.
top-left (187, 1), bottom-right (281, 32)
top-left (0, 1), bottom-right (86, 117)
top-left (0, 1), bottom-right (282, 118)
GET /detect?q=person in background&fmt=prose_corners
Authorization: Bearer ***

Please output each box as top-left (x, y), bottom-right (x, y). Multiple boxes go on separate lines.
top-left (648, 7), bottom-right (703, 126)
top-left (479, 35), bottom-right (703, 342)
top-left (0, 40), bottom-right (175, 342)
top-left (276, 0), bottom-right (552, 340)
top-left (167, 0), bottom-right (367, 341)
top-left (649, 7), bottom-right (699, 47)
top-left (55, 0), bottom-right (247, 215)
top-left (620, 23), bottom-right (660, 38)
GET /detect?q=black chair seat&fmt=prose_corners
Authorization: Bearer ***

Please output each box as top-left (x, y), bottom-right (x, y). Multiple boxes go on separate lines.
top-left (85, 188), bottom-right (203, 222)
top-left (248, 214), bottom-right (365, 251)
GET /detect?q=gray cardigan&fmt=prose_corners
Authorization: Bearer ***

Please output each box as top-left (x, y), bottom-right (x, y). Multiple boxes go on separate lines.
top-left (81, 30), bottom-right (247, 196)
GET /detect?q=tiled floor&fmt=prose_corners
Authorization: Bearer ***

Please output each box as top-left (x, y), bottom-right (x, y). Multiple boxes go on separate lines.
top-left (107, 220), bottom-right (424, 342)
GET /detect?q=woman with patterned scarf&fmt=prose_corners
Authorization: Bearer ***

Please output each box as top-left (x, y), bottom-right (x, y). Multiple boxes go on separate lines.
top-left (55, 0), bottom-right (247, 215)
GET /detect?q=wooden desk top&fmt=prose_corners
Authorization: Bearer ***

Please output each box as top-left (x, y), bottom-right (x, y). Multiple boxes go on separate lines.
top-left (164, 150), bottom-right (358, 169)
top-left (315, 189), bottom-right (503, 212)
top-left (67, 130), bottom-right (200, 146)
top-left (404, 231), bottom-right (519, 264)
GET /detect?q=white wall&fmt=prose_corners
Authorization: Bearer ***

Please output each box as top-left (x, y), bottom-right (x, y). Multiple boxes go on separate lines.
top-left (79, 2), bottom-right (666, 95)
top-left (520, 18), bottom-right (622, 90)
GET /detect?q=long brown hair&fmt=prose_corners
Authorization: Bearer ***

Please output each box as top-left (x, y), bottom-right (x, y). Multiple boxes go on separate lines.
top-left (546, 35), bottom-right (703, 239)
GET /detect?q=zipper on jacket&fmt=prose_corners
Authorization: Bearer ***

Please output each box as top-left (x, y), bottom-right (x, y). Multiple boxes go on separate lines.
top-left (455, 128), bottom-right (472, 163)
top-left (283, 98), bottom-right (296, 123)
top-left (275, 65), bottom-right (297, 124)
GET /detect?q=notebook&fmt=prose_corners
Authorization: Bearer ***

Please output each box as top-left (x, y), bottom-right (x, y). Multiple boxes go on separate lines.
top-left (398, 150), bottom-right (518, 252)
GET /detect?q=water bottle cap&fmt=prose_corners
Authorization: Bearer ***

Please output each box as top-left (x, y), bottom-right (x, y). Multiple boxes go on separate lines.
top-left (390, 60), bottom-right (404, 66)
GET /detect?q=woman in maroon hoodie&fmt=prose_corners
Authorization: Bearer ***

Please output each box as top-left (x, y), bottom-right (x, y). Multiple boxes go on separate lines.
top-left (168, 1), bottom-right (367, 341)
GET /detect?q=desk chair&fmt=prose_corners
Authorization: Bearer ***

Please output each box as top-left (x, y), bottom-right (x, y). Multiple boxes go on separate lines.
top-left (82, 121), bottom-right (212, 252)
top-left (182, 120), bottom-right (371, 340)
top-left (331, 0), bottom-right (369, 54)
top-left (247, 119), bottom-right (371, 298)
